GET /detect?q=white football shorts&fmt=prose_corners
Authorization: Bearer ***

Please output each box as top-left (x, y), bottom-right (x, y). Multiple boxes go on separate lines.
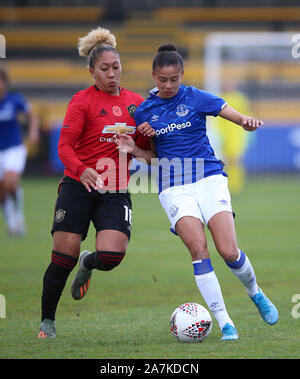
top-left (158, 174), bottom-right (233, 232)
top-left (0, 144), bottom-right (27, 180)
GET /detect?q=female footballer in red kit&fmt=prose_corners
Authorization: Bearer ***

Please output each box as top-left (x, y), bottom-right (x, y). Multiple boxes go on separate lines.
top-left (38, 27), bottom-right (154, 338)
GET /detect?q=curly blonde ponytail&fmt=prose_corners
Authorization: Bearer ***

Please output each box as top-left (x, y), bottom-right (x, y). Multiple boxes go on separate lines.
top-left (78, 27), bottom-right (118, 68)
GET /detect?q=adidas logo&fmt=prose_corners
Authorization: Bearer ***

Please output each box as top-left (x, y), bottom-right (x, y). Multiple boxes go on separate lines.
top-left (99, 109), bottom-right (108, 116)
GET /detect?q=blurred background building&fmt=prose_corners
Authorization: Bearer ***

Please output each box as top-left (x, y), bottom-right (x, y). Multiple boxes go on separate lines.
top-left (1, 0), bottom-right (300, 184)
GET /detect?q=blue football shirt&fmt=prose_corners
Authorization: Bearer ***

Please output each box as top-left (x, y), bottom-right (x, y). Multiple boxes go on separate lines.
top-left (134, 85), bottom-right (228, 192)
top-left (0, 92), bottom-right (29, 151)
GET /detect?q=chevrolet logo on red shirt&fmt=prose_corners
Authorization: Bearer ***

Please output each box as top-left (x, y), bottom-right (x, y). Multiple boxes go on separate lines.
top-left (103, 123), bottom-right (136, 134)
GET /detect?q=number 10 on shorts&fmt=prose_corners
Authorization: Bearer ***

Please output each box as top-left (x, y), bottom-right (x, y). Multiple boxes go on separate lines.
top-left (124, 205), bottom-right (132, 225)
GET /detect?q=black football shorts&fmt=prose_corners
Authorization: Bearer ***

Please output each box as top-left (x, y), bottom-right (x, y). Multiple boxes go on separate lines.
top-left (51, 176), bottom-right (132, 241)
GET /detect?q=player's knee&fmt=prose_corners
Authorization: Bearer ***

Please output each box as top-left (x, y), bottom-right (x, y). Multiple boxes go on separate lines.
top-left (95, 251), bottom-right (125, 271)
top-left (53, 231), bottom-right (81, 257)
top-left (3, 173), bottom-right (19, 194)
top-left (4, 181), bottom-right (17, 196)
top-left (188, 241), bottom-right (209, 261)
top-left (217, 244), bottom-right (239, 263)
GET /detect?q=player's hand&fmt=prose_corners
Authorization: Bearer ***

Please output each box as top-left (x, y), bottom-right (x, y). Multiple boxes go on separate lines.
top-left (115, 134), bottom-right (135, 154)
top-left (80, 168), bottom-right (103, 192)
top-left (137, 122), bottom-right (156, 137)
top-left (241, 117), bottom-right (263, 131)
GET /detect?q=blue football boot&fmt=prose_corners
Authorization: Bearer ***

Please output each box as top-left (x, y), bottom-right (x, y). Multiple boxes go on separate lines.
top-left (250, 287), bottom-right (279, 325)
top-left (221, 323), bottom-right (239, 341)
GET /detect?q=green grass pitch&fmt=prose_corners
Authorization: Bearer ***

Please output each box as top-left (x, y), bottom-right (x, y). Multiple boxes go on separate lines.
top-left (0, 176), bottom-right (300, 359)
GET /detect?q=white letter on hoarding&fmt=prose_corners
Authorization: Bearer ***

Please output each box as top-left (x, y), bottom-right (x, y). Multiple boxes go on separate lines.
top-left (0, 34), bottom-right (6, 58)
top-left (0, 294), bottom-right (6, 318)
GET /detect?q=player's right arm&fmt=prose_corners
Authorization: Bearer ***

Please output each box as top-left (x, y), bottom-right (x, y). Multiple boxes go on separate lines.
top-left (79, 167), bottom-right (103, 192)
top-left (58, 97), bottom-right (101, 192)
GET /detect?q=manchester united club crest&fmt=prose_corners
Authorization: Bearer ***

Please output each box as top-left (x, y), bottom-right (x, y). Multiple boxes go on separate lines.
top-left (55, 209), bottom-right (66, 223)
top-left (127, 104), bottom-right (137, 118)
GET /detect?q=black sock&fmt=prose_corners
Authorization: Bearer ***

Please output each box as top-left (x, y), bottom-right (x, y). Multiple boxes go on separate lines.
top-left (41, 251), bottom-right (78, 321)
top-left (83, 251), bottom-right (125, 271)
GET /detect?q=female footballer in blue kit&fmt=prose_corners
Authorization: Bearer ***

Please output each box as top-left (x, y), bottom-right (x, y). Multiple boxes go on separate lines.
top-left (117, 45), bottom-right (278, 341)
top-left (0, 67), bottom-right (39, 237)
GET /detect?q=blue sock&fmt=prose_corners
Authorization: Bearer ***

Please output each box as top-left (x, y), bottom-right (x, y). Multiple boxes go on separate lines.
top-left (193, 258), bottom-right (214, 275)
top-left (225, 250), bottom-right (258, 297)
top-left (225, 250), bottom-right (246, 269)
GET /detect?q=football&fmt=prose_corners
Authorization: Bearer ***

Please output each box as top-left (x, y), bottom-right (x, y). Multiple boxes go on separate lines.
top-left (170, 302), bottom-right (212, 342)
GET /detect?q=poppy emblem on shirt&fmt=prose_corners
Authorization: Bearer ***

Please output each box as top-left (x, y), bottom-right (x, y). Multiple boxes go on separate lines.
top-left (112, 105), bottom-right (122, 117)
top-left (176, 104), bottom-right (189, 117)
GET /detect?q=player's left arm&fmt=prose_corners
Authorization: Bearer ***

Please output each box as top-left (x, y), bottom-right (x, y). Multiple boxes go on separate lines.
top-left (218, 104), bottom-right (263, 132)
top-left (17, 94), bottom-right (40, 144)
top-left (115, 132), bottom-right (157, 164)
top-left (26, 106), bottom-right (40, 144)
top-left (116, 134), bottom-right (157, 163)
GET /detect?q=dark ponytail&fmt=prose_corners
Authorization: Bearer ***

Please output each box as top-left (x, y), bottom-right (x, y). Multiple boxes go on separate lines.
top-left (152, 44), bottom-right (184, 71)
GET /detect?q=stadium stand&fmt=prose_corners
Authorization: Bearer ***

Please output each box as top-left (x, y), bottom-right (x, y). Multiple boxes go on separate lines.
top-left (153, 7), bottom-right (300, 23)
top-left (0, 6), bottom-right (103, 24)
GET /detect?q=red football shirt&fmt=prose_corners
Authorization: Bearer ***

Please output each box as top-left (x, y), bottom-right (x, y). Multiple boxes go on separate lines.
top-left (58, 85), bottom-right (149, 191)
